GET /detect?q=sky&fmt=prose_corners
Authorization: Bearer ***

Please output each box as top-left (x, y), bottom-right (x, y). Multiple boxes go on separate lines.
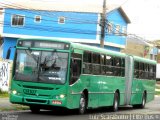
top-left (1, 0), bottom-right (160, 41)
top-left (123, 0), bottom-right (160, 40)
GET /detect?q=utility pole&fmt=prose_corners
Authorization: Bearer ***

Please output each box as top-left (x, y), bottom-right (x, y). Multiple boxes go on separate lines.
top-left (100, 0), bottom-right (106, 48)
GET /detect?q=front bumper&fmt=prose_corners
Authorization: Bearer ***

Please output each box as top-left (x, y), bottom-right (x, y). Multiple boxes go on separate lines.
top-left (10, 93), bottom-right (67, 107)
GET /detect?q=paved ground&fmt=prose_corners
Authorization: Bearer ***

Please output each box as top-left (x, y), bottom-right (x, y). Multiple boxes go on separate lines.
top-left (1, 96), bottom-right (160, 111)
top-left (0, 96), bottom-right (160, 120)
top-left (0, 98), bottom-right (12, 108)
top-left (0, 97), bottom-right (28, 111)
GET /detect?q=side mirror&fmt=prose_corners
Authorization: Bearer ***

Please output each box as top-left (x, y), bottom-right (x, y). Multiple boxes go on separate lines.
top-left (6, 48), bottom-right (11, 59)
top-left (6, 46), bottom-right (15, 59)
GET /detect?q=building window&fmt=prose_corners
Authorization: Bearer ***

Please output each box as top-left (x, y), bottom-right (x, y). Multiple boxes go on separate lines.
top-left (12, 14), bottom-right (25, 26)
top-left (122, 26), bottom-right (127, 35)
top-left (107, 22), bottom-right (113, 34)
top-left (150, 54), bottom-right (153, 60)
top-left (34, 15), bottom-right (41, 23)
top-left (155, 55), bottom-right (157, 61)
top-left (115, 25), bottom-right (121, 34)
top-left (58, 16), bottom-right (65, 24)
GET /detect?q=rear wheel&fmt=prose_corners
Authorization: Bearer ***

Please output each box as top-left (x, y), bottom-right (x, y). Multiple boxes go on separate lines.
top-left (79, 93), bottom-right (87, 114)
top-left (112, 92), bottom-right (119, 112)
top-left (141, 93), bottom-right (146, 108)
top-left (133, 92), bottom-right (146, 109)
top-left (30, 106), bottom-right (40, 113)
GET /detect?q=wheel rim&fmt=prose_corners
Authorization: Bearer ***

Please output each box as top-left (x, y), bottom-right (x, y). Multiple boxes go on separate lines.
top-left (142, 99), bottom-right (145, 106)
top-left (142, 95), bottom-right (146, 107)
top-left (80, 97), bottom-right (85, 113)
top-left (113, 93), bottom-right (118, 111)
top-left (114, 98), bottom-right (118, 110)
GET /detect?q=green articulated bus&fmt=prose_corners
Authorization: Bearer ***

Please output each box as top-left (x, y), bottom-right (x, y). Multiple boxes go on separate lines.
top-left (8, 38), bottom-right (156, 114)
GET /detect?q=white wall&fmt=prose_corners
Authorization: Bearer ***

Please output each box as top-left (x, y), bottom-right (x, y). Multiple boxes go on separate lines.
top-left (156, 64), bottom-right (160, 79)
top-left (0, 44), bottom-right (3, 58)
top-left (0, 59), bottom-right (12, 92)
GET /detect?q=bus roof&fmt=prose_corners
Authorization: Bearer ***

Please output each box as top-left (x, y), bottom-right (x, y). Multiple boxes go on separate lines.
top-left (133, 56), bottom-right (157, 65)
top-left (17, 38), bottom-right (157, 64)
top-left (70, 42), bottom-right (157, 65)
top-left (71, 43), bottom-right (157, 64)
top-left (18, 38), bottom-right (126, 57)
top-left (71, 42), bottom-right (126, 58)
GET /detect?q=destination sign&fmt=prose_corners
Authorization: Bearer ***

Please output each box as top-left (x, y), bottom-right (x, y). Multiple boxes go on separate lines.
top-left (17, 40), bottom-right (70, 50)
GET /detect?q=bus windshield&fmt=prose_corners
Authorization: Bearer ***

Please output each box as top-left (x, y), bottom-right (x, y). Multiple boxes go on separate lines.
top-left (15, 49), bottom-right (68, 84)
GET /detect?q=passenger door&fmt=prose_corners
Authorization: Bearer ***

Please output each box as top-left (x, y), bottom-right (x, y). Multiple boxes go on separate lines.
top-left (68, 53), bottom-right (82, 108)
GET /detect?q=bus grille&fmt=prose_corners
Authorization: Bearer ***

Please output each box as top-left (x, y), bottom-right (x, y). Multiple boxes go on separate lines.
top-left (23, 85), bottom-right (54, 90)
top-left (26, 99), bottom-right (47, 103)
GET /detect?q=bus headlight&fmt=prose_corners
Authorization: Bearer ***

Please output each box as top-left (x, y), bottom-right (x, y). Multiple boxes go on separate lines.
top-left (59, 94), bottom-right (65, 99)
top-left (12, 90), bottom-right (17, 95)
top-left (54, 94), bottom-right (65, 99)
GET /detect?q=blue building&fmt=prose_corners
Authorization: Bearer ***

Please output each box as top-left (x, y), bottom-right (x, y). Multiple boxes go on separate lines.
top-left (1, 2), bottom-right (130, 60)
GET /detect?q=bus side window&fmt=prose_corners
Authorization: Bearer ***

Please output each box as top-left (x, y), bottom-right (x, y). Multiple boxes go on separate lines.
top-left (134, 61), bottom-right (139, 78)
top-left (106, 55), bottom-right (113, 76)
top-left (101, 54), bottom-right (106, 75)
top-left (144, 64), bottom-right (149, 79)
top-left (83, 51), bottom-right (92, 74)
top-left (114, 57), bottom-right (121, 76)
top-left (92, 53), bottom-right (100, 75)
top-left (121, 58), bottom-right (125, 77)
top-left (149, 65), bottom-right (155, 79)
top-left (139, 62), bottom-right (144, 79)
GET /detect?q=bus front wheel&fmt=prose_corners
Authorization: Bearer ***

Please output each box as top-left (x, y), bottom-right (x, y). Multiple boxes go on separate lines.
top-left (79, 93), bottom-right (87, 114)
top-left (30, 106), bottom-right (40, 113)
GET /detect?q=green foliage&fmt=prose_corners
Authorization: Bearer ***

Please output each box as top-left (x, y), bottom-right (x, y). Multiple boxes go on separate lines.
top-left (0, 105), bottom-right (29, 111)
top-left (156, 84), bottom-right (160, 95)
top-left (155, 91), bottom-right (160, 95)
top-left (0, 89), bottom-right (9, 98)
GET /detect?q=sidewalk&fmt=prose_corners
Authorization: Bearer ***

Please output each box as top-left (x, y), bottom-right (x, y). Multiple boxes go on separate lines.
top-left (155, 83), bottom-right (160, 97)
top-left (0, 98), bottom-right (12, 108)
top-left (0, 98), bottom-right (29, 112)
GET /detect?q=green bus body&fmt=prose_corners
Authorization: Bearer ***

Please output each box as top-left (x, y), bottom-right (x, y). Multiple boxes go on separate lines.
top-left (10, 38), bottom-right (156, 112)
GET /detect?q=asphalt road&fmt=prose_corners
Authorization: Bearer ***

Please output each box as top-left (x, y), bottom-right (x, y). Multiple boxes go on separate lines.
top-left (0, 97), bottom-right (160, 120)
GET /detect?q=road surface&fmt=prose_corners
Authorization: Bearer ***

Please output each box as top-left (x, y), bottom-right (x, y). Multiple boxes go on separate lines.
top-left (0, 97), bottom-right (160, 120)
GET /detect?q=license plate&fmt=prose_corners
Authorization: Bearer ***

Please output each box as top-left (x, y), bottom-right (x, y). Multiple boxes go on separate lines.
top-left (23, 89), bottom-right (37, 95)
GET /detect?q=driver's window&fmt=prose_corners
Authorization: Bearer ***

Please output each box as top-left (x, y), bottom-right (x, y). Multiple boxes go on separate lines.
top-left (70, 53), bottom-right (82, 85)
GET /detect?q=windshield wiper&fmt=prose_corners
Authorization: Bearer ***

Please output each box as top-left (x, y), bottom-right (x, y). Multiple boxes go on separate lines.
top-left (25, 49), bottom-right (39, 63)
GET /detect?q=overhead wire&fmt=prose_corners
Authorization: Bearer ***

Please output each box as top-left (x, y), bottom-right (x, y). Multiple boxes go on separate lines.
top-left (0, 2), bottom-right (100, 36)
top-left (0, 0), bottom-right (129, 37)
top-left (0, 21), bottom-right (98, 35)
top-left (0, 1), bottom-right (101, 36)
top-left (0, 1), bottom-right (99, 24)
top-left (3, 11), bottom-right (97, 25)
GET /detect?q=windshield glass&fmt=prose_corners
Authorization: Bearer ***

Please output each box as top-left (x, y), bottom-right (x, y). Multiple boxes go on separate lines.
top-left (15, 49), bottom-right (68, 84)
